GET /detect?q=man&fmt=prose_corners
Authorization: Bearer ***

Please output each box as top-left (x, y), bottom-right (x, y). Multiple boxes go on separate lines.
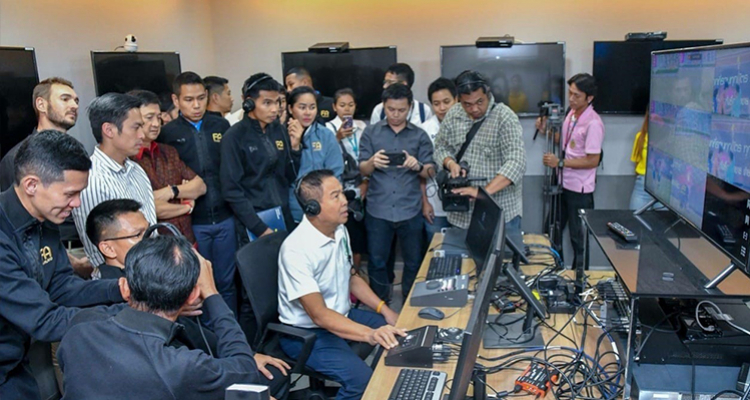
top-left (541, 73), bottom-right (604, 270)
top-left (434, 70), bottom-right (526, 249)
top-left (421, 78), bottom-right (458, 242)
top-left (128, 90), bottom-right (206, 243)
top-left (71, 93), bottom-right (157, 277)
top-left (221, 73), bottom-right (300, 244)
top-left (0, 77), bottom-right (90, 277)
top-left (204, 76), bottom-right (234, 118)
top-left (83, 199), bottom-right (290, 397)
top-left (278, 169), bottom-right (405, 400)
top-left (284, 67), bottom-right (335, 124)
top-left (359, 83), bottom-right (435, 302)
top-left (0, 131), bottom-right (123, 399)
top-left (58, 235), bottom-right (288, 400)
top-left (369, 63), bottom-right (433, 127)
top-left (159, 72), bottom-right (238, 314)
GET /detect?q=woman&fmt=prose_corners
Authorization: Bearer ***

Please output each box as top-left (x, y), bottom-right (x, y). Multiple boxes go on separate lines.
top-left (286, 86), bottom-right (344, 222)
top-left (629, 111), bottom-right (662, 210)
top-left (326, 88), bottom-right (369, 269)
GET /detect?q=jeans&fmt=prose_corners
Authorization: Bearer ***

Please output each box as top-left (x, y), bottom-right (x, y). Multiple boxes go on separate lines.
top-left (193, 217), bottom-right (238, 315)
top-left (365, 213), bottom-right (424, 302)
top-left (629, 175), bottom-right (664, 211)
top-left (560, 189), bottom-right (594, 270)
top-left (279, 309), bottom-right (386, 400)
top-left (424, 216), bottom-right (451, 245)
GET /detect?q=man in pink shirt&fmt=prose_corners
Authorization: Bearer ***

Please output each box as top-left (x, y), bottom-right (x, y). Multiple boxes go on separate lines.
top-left (542, 73), bottom-right (604, 270)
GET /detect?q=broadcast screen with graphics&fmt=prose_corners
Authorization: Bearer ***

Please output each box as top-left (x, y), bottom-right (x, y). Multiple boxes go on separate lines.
top-left (647, 42), bottom-right (750, 272)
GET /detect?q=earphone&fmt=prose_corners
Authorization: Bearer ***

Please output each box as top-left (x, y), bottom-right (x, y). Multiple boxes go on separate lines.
top-left (143, 222), bottom-right (184, 238)
top-left (455, 70), bottom-right (490, 92)
top-left (294, 172), bottom-right (321, 217)
top-left (242, 75), bottom-right (273, 112)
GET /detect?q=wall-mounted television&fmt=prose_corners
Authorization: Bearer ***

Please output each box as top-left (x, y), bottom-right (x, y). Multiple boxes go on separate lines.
top-left (91, 51), bottom-right (181, 102)
top-left (0, 47), bottom-right (39, 158)
top-left (281, 46), bottom-right (397, 120)
top-left (593, 40), bottom-right (722, 114)
top-left (441, 43), bottom-right (565, 117)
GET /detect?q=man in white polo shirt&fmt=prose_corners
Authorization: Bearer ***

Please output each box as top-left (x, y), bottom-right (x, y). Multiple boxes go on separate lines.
top-left (278, 169), bottom-right (405, 400)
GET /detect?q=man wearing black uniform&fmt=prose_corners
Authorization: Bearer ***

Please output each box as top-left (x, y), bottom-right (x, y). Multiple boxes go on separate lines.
top-left (158, 72), bottom-right (238, 315)
top-left (0, 131), bottom-right (123, 399)
top-left (283, 67), bottom-right (335, 124)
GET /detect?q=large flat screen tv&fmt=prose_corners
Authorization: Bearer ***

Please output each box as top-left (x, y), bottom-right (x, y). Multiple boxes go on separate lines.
top-left (0, 47), bottom-right (39, 158)
top-left (91, 51), bottom-right (181, 103)
top-left (647, 42), bottom-right (750, 273)
top-left (593, 40), bottom-right (722, 114)
top-left (281, 46), bottom-right (397, 120)
top-left (441, 43), bottom-right (565, 117)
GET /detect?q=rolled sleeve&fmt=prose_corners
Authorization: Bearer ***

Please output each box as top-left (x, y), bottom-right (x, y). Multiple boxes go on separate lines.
top-left (279, 247), bottom-right (320, 302)
top-left (496, 113), bottom-right (526, 185)
top-left (434, 117), bottom-right (457, 167)
top-left (417, 130), bottom-right (435, 166)
top-left (585, 121), bottom-right (605, 155)
top-left (358, 125), bottom-right (375, 164)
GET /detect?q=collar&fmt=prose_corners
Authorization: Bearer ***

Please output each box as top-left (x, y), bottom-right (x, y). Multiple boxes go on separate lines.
top-left (179, 114), bottom-right (204, 131)
top-left (135, 141), bottom-right (160, 161)
top-left (298, 215), bottom-right (343, 248)
top-left (99, 263), bottom-right (126, 279)
top-left (93, 147), bottom-right (132, 174)
top-left (113, 306), bottom-right (184, 343)
top-left (572, 104), bottom-right (594, 122)
top-left (0, 188), bottom-right (40, 233)
top-left (206, 110), bottom-right (223, 118)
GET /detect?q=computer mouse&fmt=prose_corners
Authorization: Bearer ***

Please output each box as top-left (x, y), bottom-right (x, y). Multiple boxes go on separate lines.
top-left (418, 307), bottom-right (445, 321)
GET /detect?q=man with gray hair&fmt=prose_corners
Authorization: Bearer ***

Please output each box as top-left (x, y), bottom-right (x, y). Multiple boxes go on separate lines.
top-left (72, 93), bottom-right (157, 276)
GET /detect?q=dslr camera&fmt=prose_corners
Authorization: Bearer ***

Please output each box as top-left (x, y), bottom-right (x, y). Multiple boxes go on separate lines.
top-left (435, 161), bottom-right (485, 212)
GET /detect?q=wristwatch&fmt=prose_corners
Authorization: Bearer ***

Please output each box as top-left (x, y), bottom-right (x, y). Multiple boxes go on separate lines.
top-left (557, 159), bottom-right (565, 169)
top-left (171, 185), bottom-right (180, 199)
top-left (417, 162), bottom-right (424, 173)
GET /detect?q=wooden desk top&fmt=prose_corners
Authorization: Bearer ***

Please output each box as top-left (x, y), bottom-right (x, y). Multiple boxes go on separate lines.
top-left (362, 234), bottom-right (618, 400)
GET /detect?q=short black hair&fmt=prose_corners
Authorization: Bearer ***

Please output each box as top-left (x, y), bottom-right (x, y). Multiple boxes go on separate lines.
top-left (243, 73), bottom-right (283, 100)
top-left (334, 88), bottom-right (356, 103)
top-left (173, 71), bottom-right (205, 96)
top-left (287, 86), bottom-right (317, 109)
top-left (428, 78), bottom-right (457, 102)
top-left (386, 63), bottom-right (415, 88)
top-left (567, 73), bottom-right (597, 98)
top-left (158, 92), bottom-right (175, 113)
top-left (299, 169), bottom-right (336, 204)
top-left (87, 93), bottom-right (142, 143)
top-left (455, 70), bottom-right (490, 96)
top-left (203, 76), bottom-right (229, 98)
top-left (125, 236), bottom-right (200, 314)
top-left (381, 83), bottom-right (413, 105)
top-left (86, 199), bottom-right (142, 248)
top-left (284, 67), bottom-right (311, 82)
top-left (126, 89), bottom-right (160, 108)
top-left (14, 130), bottom-right (91, 186)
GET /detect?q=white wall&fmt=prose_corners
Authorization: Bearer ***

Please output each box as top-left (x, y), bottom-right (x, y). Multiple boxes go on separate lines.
top-left (0, 0), bottom-right (215, 152)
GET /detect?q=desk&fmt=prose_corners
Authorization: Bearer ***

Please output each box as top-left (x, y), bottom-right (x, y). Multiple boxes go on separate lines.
top-left (362, 234), bottom-right (617, 400)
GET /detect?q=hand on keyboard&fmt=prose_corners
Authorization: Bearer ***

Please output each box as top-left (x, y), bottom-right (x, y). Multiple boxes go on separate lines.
top-left (367, 325), bottom-right (407, 349)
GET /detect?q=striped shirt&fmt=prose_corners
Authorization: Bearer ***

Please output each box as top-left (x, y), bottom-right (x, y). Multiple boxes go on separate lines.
top-left (72, 147), bottom-right (157, 274)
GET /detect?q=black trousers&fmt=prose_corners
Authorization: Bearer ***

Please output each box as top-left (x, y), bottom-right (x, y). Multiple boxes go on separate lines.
top-left (560, 189), bottom-right (594, 270)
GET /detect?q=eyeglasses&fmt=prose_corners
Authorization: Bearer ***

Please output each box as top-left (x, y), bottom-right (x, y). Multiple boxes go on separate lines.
top-left (101, 228), bottom-right (148, 242)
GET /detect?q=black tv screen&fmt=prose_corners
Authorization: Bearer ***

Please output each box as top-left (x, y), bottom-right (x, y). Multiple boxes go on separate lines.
top-left (0, 47), bottom-right (39, 158)
top-left (281, 47), bottom-right (397, 120)
top-left (593, 40), bottom-right (722, 114)
top-left (441, 43), bottom-right (565, 116)
top-left (647, 42), bottom-right (750, 273)
top-left (91, 51), bottom-right (181, 102)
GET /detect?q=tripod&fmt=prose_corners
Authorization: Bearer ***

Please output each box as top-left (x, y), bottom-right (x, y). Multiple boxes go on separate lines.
top-left (539, 103), bottom-right (564, 252)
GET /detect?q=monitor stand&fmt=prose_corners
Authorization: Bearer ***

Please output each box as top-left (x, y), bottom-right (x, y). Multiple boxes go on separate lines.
top-left (482, 305), bottom-right (545, 349)
top-left (704, 262), bottom-right (737, 289)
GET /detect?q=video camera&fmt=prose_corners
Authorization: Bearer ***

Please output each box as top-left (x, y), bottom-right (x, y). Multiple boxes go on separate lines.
top-left (533, 101), bottom-right (563, 141)
top-left (435, 161), bottom-right (486, 212)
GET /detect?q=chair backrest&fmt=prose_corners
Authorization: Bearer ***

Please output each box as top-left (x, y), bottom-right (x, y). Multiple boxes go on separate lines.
top-left (235, 231), bottom-right (289, 348)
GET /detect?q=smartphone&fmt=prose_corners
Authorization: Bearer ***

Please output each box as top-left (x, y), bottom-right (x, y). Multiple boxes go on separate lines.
top-left (343, 116), bottom-right (354, 130)
top-left (384, 152), bottom-right (406, 166)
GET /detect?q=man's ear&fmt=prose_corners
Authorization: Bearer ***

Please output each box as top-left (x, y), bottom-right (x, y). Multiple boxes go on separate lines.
top-left (172, 93), bottom-right (179, 108)
top-left (210, 92), bottom-right (220, 105)
top-left (587, 95), bottom-right (594, 105)
top-left (35, 97), bottom-right (48, 116)
top-left (119, 277), bottom-right (130, 302)
top-left (186, 285), bottom-right (200, 306)
top-left (19, 175), bottom-right (41, 197)
top-left (101, 122), bottom-right (117, 139)
top-left (98, 240), bottom-right (117, 261)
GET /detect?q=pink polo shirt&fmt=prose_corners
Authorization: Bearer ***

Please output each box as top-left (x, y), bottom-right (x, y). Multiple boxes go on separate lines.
top-left (561, 106), bottom-right (604, 193)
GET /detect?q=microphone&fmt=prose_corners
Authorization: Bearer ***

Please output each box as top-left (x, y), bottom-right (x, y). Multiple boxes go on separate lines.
top-left (345, 190), bottom-right (364, 222)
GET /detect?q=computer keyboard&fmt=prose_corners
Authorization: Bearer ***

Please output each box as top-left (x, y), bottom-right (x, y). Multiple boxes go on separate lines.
top-left (388, 368), bottom-right (446, 400)
top-left (426, 255), bottom-right (462, 280)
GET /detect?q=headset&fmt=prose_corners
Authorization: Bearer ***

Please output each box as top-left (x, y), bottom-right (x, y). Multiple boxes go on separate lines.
top-left (455, 70), bottom-right (491, 92)
top-left (294, 171), bottom-right (321, 217)
top-left (242, 75), bottom-right (273, 113)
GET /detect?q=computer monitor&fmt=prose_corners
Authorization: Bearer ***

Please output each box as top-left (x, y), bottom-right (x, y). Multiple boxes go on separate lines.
top-left (446, 211), bottom-right (505, 400)
top-left (465, 187), bottom-right (503, 274)
top-left (0, 47), bottom-right (39, 158)
top-left (91, 51), bottom-right (181, 102)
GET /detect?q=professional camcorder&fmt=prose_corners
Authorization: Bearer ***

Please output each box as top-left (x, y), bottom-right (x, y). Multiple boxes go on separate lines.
top-left (435, 161), bottom-right (486, 212)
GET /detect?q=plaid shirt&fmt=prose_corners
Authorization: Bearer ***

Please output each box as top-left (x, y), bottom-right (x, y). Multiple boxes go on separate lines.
top-left (434, 94), bottom-right (526, 228)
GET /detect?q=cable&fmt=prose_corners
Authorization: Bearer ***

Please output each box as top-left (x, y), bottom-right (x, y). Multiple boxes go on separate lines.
top-left (711, 389), bottom-right (744, 400)
top-left (697, 300), bottom-right (750, 338)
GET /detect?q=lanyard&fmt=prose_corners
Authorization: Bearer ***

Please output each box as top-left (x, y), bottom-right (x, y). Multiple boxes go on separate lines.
top-left (563, 106), bottom-right (588, 152)
top-left (347, 130), bottom-right (359, 156)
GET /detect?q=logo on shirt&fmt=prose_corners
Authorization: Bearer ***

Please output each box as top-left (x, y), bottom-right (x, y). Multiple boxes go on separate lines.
top-left (320, 110), bottom-right (330, 118)
top-left (312, 141), bottom-right (322, 151)
top-left (40, 246), bottom-right (53, 265)
top-left (212, 133), bottom-right (222, 142)
top-left (276, 140), bottom-right (284, 150)
top-left (570, 139), bottom-right (576, 149)
top-left (248, 145), bottom-right (258, 153)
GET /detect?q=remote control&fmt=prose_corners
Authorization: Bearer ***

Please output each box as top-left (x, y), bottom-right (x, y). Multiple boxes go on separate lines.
top-left (607, 222), bottom-right (637, 242)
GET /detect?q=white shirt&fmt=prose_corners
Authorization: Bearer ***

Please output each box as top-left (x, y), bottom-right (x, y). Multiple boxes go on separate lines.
top-left (369, 99), bottom-right (433, 128)
top-left (278, 216), bottom-right (352, 328)
top-left (72, 147), bottom-right (157, 271)
top-left (225, 109), bottom-right (244, 126)
top-left (420, 115), bottom-right (446, 217)
top-left (325, 116), bottom-right (366, 162)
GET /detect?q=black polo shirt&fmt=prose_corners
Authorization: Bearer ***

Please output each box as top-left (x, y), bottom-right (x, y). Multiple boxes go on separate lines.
top-left (316, 93), bottom-right (336, 124)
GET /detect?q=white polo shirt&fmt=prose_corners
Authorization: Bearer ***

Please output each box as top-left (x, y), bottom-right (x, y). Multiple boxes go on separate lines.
top-left (369, 99), bottom-right (433, 128)
top-left (278, 216), bottom-right (352, 328)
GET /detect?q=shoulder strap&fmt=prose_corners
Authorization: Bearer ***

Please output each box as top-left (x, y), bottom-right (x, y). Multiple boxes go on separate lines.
top-left (455, 104), bottom-right (496, 163)
top-left (380, 108), bottom-right (385, 120)
top-left (419, 102), bottom-right (426, 123)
